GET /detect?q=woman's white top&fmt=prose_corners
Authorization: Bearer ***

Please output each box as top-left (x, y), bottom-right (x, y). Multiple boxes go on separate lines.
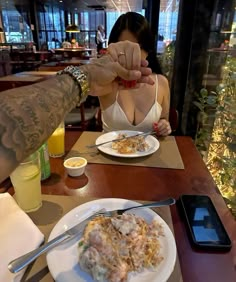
top-left (102, 75), bottom-right (162, 132)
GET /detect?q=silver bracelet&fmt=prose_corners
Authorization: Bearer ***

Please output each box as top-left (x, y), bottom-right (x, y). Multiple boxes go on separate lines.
top-left (57, 66), bottom-right (90, 103)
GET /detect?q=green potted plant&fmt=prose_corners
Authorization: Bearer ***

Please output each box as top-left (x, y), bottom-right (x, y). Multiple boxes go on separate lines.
top-left (194, 55), bottom-right (236, 217)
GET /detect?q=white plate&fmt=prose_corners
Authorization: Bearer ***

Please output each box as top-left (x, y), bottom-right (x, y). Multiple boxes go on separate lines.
top-left (47, 198), bottom-right (176, 282)
top-left (95, 130), bottom-right (159, 158)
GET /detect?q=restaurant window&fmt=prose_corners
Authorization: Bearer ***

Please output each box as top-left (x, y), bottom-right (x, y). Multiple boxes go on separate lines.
top-left (74, 11), bottom-right (105, 48)
top-left (159, 3), bottom-right (179, 44)
top-left (37, 3), bottom-right (64, 49)
top-left (68, 12), bottom-right (72, 25)
top-left (106, 10), bottom-right (145, 42)
top-left (106, 12), bottom-right (120, 39)
top-left (80, 13), bottom-right (89, 30)
top-left (157, 0), bottom-right (180, 87)
top-left (74, 13), bottom-right (79, 26)
top-left (2, 10), bottom-right (32, 43)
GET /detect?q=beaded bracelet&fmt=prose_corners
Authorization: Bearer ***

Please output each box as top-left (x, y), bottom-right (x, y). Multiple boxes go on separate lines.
top-left (57, 66), bottom-right (90, 103)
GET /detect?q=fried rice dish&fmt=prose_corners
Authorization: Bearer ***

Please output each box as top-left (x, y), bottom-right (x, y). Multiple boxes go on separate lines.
top-left (78, 213), bottom-right (164, 282)
top-left (111, 133), bottom-right (149, 154)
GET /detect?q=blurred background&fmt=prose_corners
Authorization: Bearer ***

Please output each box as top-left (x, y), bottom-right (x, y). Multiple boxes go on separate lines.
top-left (0, 0), bottom-right (235, 217)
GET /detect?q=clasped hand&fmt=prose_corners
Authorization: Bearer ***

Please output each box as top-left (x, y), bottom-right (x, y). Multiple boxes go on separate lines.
top-left (87, 41), bottom-right (154, 95)
top-left (153, 119), bottom-right (172, 136)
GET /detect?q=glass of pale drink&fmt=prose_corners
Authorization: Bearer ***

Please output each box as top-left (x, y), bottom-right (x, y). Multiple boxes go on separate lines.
top-left (10, 152), bottom-right (42, 213)
top-left (47, 121), bottom-right (65, 157)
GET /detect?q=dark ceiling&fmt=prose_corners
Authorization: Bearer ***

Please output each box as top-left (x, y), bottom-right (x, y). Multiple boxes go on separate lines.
top-left (0, 0), bottom-right (144, 13)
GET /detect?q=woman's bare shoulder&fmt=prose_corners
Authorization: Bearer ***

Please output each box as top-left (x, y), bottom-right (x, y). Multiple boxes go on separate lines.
top-left (156, 74), bottom-right (169, 87)
top-left (156, 74), bottom-right (170, 99)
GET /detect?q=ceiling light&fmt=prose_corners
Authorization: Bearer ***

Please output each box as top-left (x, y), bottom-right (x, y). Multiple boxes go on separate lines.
top-left (65, 24), bottom-right (80, 33)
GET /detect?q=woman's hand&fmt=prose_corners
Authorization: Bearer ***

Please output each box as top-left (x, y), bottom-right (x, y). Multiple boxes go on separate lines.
top-left (153, 119), bottom-right (172, 136)
top-left (83, 41), bottom-right (153, 96)
top-left (108, 41), bottom-right (154, 85)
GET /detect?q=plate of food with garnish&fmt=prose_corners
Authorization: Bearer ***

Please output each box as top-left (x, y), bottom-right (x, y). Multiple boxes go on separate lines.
top-left (46, 198), bottom-right (176, 282)
top-left (94, 130), bottom-right (159, 158)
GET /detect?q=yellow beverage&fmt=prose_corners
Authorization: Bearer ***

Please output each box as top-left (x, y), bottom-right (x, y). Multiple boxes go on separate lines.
top-left (10, 164), bottom-right (42, 212)
top-left (47, 126), bottom-right (65, 157)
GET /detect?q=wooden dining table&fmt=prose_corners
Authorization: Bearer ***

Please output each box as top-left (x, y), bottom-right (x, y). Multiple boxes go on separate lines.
top-left (4, 130), bottom-right (236, 282)
top-left (54, 48), bottom-right (96, 60)
top-left (0, 70), bottom-right (56, 92)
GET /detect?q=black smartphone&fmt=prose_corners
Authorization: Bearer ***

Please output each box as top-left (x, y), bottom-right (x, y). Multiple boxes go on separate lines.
top-left (177, 194), bottom-right (232, 251)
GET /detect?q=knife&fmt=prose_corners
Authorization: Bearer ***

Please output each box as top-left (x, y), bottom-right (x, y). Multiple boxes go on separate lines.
top-left (87, 131), bottom-right (156, 149)
top-left (8, 208), bottom-right (104, 274)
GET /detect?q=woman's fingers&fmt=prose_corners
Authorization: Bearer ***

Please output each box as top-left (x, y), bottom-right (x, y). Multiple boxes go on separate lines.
top-left (131, 42), bottom-right (141, 70)
top-left (96, 41), bottom-right (154, 90)
top-left (153, 122), bottom-right (159, 135)
top-left (117, 52), bottom-right (127, 68)
top-left (141, 59), bottom-right (149, 67)
top-left (138, 75), bottom-right (154, 85)
top-left (108, 41), bottom-right (141, 71)
top-left (115, 63), bottom-right (153, 85)
top-left (153, 120), bottom-right (172, 136)
top-left (159, 127), bottom-right (172, 136)
top-left (112, 62), bottom-right (142, 81)
top-left (140, 66), bottom-right (152, 76)
top-left (107, 43), bottom-right (119, 62)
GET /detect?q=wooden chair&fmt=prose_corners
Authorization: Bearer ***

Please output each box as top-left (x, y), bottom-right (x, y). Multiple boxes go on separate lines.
top-left (65, 103), bottom-right (98, 131)
top-left (169, 108), bottom-right (179, 133)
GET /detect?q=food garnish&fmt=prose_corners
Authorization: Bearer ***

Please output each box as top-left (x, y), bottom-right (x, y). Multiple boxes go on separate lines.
top-left (111, 133), bottom-right (149, 154)
top-left (78, 213), bottom-right (164, 282)
top-left (65, 159), bottom-right (85, 167)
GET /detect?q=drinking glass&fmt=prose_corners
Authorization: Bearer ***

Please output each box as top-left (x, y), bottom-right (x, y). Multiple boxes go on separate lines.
top-left (47, 121), bottom-right (65, 157)
top-left (10, 152), bottom-right (42, 213)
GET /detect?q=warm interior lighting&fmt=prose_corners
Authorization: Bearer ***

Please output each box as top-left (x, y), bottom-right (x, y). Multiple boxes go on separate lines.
top-left (66, 24), bottom-right (80, 33)
top-left (220, 30), bottom-right (234, 34)
top-left (205, 57), bottom-right (236, 218)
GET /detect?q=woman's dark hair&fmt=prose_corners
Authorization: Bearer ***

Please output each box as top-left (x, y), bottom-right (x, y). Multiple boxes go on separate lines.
top-left (108, 12), bottom-right (163, 74)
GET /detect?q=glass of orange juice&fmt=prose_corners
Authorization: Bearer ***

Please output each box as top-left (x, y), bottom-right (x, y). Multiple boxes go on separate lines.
top-left (47, 121), bottom-right (65, 157)
top-left (10, 152), bottom-right (42, 213)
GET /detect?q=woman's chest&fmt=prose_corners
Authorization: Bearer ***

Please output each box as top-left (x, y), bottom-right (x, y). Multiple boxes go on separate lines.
top-left (118, 86), bottom-right (156, 113)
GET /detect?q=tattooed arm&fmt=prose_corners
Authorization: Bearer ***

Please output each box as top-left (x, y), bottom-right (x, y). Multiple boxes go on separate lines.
top-left (0, 41), bottom-right (152, 182)
top-left (0, 75), bottom-right (79, 182)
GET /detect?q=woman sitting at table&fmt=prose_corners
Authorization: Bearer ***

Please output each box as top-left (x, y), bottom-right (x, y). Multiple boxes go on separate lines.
top-left (90, 12), bottom-right (171, 136)
top-left (0, 41), bottom-right (153, 182)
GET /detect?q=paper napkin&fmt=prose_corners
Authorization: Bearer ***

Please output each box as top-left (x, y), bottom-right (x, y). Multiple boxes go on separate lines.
top-left (0, 193), bottom-right (44, 282)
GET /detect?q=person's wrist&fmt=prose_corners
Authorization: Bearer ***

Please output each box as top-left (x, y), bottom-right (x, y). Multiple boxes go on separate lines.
top-left (57, 66), bottom-right (90, 102)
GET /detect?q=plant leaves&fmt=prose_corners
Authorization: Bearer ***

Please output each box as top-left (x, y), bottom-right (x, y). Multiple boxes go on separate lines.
top-left (193, 101), bottom-right (204, 111)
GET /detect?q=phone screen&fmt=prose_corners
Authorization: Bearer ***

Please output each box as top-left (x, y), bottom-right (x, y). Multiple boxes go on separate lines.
top-left (179, 195), bottom-right (231, 250)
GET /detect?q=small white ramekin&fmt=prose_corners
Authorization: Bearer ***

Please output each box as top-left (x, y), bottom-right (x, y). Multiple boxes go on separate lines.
top-left (63, 157), bottom-right (87, 177)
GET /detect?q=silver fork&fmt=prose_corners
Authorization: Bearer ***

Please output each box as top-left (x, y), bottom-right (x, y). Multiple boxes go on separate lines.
top-left (96, 198), bottom-right (176, 217)
top-left (8, 209), bottom-right (106, 274)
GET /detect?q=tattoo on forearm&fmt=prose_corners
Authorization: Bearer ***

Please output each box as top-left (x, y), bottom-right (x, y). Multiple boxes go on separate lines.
top-left (0, 75), bottom-right (79, 170)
